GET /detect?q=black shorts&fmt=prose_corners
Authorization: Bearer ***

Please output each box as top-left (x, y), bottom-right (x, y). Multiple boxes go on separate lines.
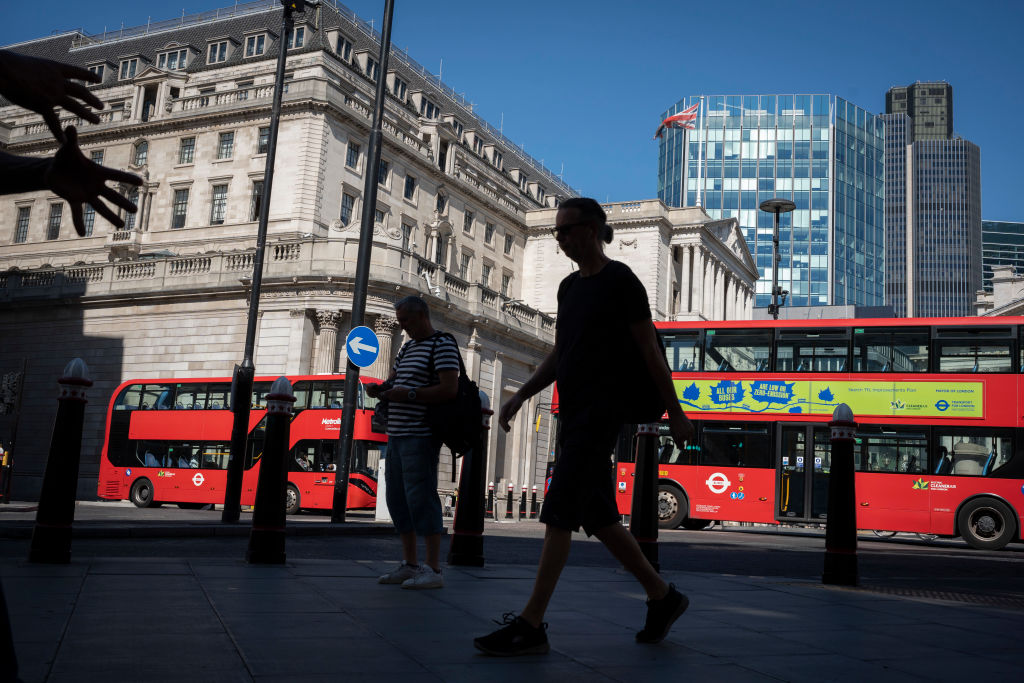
top-left (540, 406), bottom-right (623, 536)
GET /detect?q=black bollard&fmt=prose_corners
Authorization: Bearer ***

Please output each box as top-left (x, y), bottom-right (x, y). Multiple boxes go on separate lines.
top-left (823, 404), bottom-right (858, 585)
top-left (448, 392), bottom-right (492, 566)
top-left (29, 359), bottom-right (92, 564)
top-left (486, 481), bottom-right (494, 519)
top-left (629, 423), bottom-right (660, 572)
top-left (519, 485), bottom-right (527, 518)
top-left (246, 377), bottom-right (295, 565)
top-left (505, 482), bottom-right (514, 520)
top-left (530, 485), bottom-right (538, 519)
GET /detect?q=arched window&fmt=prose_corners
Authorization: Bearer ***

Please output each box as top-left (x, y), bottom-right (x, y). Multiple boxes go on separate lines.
top-left (133, 140), bottom-right (148, 166)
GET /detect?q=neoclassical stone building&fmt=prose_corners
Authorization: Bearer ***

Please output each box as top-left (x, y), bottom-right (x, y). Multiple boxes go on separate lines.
top-left (524, 201), bottom-right (758, 321)
top-left (0, 2), bottom-right (756, 502)
top-left (0, 1), bottom-right (572, 499)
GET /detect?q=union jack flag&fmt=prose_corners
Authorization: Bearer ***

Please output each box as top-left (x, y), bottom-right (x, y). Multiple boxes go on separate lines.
top-left (653, 102), bottom-right (699, 139)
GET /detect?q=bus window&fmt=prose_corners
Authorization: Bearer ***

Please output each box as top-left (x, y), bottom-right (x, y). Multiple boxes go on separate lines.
top-left (174, 384), bottom-right (203, 409)
top-left (206, 384), bottom-right (230, 409)
top-left (244, 418), bottom-right (267, 468)
top-left (360, 383), bottom-right (379, 411)
top-left (657, 424), bottom-right (699, 465)
top-left (852, 328), bottom-right (928, 372)
top-left (855, 427), bottom-right (927, 473)
top-left (114, 384), bottom-right (144, 410)
top-left (661, 331), bottom-right (701, 372)
top-left (200, 444), bottom-right (230, 469)
top-left (776, 329), bottom-right (850, 372)
top-left (936, 431), bottom-right (1013, 477)
top-left (292, 382), bottom-right (310, 410)
top-left (141, 384), bottom-right (174, 410)
top-left (325, 381), bottom-right (344, 408)
top-left (700, 423), bottom-right (771, 468)
top-left (352, 441), bottom-right (383, 476)
top-left (704, 329), bottom-right (772, 372)
top-left (251, 382), bottom-right (272, 409)
top-left (168, 443), bottom-right (197, 468)
top-left (936, 344), bottom-right (1012, 373)
top-left (290, 441), bottom-right (317, 472)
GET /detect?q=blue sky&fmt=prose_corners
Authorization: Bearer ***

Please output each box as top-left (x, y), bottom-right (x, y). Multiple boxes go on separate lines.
top-left (4, 0), bottom-right (1022, 220)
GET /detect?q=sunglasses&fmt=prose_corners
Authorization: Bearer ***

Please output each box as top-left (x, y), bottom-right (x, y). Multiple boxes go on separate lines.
top-left (551, 220), bottom-right (591, 237)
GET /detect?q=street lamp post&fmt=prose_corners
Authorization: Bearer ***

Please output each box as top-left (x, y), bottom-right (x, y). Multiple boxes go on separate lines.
top-left (222, 0), bottom-right (315, 523)
top-left (759, 198), bottom-right (796, 320)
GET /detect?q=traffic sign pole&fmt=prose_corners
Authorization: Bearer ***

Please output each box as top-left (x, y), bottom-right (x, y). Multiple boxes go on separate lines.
top-left (331, 0), bottom-right (395, 523)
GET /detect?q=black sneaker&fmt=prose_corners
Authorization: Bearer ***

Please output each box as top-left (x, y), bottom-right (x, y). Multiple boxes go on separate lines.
top-left (474, 613), bottom-right (550, 656)
top-left (636, 583), bottom-right (689, 643)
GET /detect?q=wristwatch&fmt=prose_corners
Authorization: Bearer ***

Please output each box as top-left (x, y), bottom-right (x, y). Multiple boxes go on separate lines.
top-left (407, 388), bottom-right (417, 402)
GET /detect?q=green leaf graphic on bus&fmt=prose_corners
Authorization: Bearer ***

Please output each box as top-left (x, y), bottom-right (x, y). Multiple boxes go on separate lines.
top-left (711, 380), bottom-right (744, 405)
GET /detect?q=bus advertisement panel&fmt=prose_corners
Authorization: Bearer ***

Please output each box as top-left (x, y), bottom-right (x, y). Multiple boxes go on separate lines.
top-left (97, 374), bottom-right (386, 514)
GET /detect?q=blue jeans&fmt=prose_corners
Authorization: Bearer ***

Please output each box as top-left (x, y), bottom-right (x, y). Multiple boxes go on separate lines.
top-left (384, 435), bottom-right (443, 536)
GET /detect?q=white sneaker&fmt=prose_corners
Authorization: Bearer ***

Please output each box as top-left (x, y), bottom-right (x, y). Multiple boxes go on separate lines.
top-left (401, 566), bottom-right (443, 589)
top-left (378, 562), bottom-right (420, 584)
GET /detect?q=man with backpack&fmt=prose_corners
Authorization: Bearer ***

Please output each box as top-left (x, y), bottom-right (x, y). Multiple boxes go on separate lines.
top-left (367, 296), bottom-right (460, 589)
top-left (474, 197), bottom-right (695, 655)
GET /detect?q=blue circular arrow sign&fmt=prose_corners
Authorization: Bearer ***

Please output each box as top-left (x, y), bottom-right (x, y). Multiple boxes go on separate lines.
top-left (345, 326), bottom-right (380, 368)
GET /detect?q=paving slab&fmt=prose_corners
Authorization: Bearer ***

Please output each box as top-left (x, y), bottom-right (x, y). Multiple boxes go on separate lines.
top-left (3, 556), bottom-right (1022, 683)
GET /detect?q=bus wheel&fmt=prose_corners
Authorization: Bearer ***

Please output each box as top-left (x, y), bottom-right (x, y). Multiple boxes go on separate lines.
top-left (682, 518), bottom-right (711, 531)
top-left (657, 484), bottom-right (687, 529)
top-left (285, 484), bottom-right (300, 515)
top-left (958, 497), bottom-right (1015, 550)
top-left (129, 478), bottom-right (156, 508)
top-left (871, 530), bottom-right (897, 539)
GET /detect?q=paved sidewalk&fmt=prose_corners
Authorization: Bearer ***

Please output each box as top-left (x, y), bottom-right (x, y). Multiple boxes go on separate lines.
top-left (5, 553), bottom-right (1023, 683)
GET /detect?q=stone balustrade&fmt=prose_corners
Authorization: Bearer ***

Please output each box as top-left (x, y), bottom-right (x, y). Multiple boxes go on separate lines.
top-left (0, 239), bottom-right (555, 340)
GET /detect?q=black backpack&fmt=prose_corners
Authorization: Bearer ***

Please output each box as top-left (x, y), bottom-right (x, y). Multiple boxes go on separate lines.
top-left (426, 332), bottom-right (483, 456)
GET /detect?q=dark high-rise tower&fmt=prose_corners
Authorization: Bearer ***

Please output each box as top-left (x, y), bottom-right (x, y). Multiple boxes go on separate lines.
top-left (885, 82), bottom-right (953, 141)
top-left (883, 82), bottom-right (981, 317)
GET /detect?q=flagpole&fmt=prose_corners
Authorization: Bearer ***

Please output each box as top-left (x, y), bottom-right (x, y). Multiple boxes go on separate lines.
top-left (696, 95), bottom-right (705, 209)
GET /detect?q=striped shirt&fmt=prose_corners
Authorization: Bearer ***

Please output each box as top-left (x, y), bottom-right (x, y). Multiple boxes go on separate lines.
top-left (387, 332), bottom-right (461, 437)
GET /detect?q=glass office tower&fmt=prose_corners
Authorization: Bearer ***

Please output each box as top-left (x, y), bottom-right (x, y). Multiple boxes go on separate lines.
top-left (981, 220), bottom-right (1024, 291)
top-left (658, 94), bottom-right (885, 308)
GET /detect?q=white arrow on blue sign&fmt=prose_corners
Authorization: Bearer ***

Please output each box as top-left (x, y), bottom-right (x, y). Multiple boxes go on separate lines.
top-left (345, 326), bottom-right (380, 368)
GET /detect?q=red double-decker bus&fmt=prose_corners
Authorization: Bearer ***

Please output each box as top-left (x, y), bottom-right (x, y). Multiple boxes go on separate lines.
top-left (97, 374), bottom-right (386, 514)
top-left (610, 316), bottom-right (1024, 550)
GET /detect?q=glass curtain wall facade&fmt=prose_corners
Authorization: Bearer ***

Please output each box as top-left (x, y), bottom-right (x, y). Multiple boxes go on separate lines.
top-left (981, 221), bottom-right (1024, 291)
top-left (658, 94), bottom-right (884, 308)
top-left (911, 139), bottom-right (981, 317)
top-left (883, 113), bottom-right (911, 316)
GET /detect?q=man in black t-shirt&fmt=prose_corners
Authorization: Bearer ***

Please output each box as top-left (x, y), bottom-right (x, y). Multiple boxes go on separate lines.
top-left (475, 198), bottom-right (695, 656)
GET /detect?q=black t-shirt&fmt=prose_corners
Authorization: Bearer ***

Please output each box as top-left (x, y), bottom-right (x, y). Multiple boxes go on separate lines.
top-left (555, 260), bottom-right (652, 411)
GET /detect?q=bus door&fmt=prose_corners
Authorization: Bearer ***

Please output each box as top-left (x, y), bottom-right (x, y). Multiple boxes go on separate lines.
top-left (776, 424), bottom-right (831, 522)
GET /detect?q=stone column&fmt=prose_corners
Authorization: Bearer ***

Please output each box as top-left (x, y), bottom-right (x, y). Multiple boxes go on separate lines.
top-left (708, 258), bottom-right (718, 320)
top-left (286, 309), bottom-right (314, 374)
top-left (722, 274), bottom-right (731, 320)
top-left (680, 245), bottom-right (693, 315)
top-left (718, 265), bottom-right (727, 319)
top-left (487, 352), bottom-right (505, 486)
top-left (312, 310), bottom-right (341, 374)
top-left (702, 255), bottom-right (714, 319)
top-left (691, 247), bottom-right (704, 318)
top-left (368, 315), bottom-right (399, 381)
